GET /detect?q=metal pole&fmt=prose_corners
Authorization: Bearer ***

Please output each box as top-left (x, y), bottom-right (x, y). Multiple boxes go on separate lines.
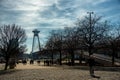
top-left (87, 12), bottom-right (94, 56)
top-left (87, 12), bottom-right (94, 34)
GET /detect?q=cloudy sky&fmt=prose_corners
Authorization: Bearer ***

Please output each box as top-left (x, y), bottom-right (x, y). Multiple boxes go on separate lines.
top-left (0, 0), bottom-right (120, 53)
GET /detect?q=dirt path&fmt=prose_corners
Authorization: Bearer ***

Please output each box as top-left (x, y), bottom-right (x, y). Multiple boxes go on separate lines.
top-left (16, 63), bottom-right (55, 69)
top-left (0, 63), bottom-right (120, 80)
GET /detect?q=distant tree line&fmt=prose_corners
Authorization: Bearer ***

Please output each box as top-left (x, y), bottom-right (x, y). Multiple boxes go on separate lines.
top-left (44, 13), bottom-right (120, 65)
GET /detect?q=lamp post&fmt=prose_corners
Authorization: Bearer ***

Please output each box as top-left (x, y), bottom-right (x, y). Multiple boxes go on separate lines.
top-left (87, 12), bottom-right (94, 56)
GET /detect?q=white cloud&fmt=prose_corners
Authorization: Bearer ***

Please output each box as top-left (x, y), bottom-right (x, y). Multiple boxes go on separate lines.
top-left (17, 12), bottom-right (39, 24)
top-left (24, 26), bottom-right (39, 30)
top-left (2, 0), bottom-right (55, 11)
top-left (74, 9), bottom-right (88, 19)
top-left (92, 0), bottom-right (109, 5)
top-left (0, 0), bottom-right (119, 53)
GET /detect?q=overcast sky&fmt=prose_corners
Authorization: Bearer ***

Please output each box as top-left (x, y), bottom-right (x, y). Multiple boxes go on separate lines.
top-left (0, 0), bottom-right (120, 53)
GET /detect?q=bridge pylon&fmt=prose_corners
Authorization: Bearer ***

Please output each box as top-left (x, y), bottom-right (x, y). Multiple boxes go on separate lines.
top-left (31, 29), bottom-right (41, 60)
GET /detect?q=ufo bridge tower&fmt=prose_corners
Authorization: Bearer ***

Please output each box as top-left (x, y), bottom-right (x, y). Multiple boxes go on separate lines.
top-left (31, 29), bottom-right (41, 60)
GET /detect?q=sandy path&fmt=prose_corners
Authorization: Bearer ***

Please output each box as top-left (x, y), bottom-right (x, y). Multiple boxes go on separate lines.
top-left (16, 63), bottom-right (55, 69)
top-left (0, 63), bottom-right (120, 80)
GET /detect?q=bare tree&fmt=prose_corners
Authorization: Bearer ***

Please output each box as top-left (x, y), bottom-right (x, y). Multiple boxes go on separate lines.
top-left (105, 24), bottom-right (120, 65)
top-left (76, 13), bottom-right (107, 56)
top-left (0, 24), bottom-right (27, 70)
top-left (63, 27), bottom-right (79, 65)
top-left (45, 31), bottom-right (55, 65)
top-left (45, 30), bottom-right (63, 65)
top-left (52, 30), bottom-right (63, 65)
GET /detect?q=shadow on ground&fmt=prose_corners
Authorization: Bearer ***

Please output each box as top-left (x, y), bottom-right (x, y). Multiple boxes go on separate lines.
top-left (61, 66), bottom-right (120, 72)
top-left (0, 69), bottom-right (21, 75)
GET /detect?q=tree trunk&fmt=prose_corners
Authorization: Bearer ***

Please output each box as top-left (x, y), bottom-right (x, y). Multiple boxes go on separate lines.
top-left (51, 51), bottom-right (53, 65)
top-left (88, 45), bottom-right (93, 56)
top-left (4, 58), bottom-right (9, 70)
top-left (79, 54), bottom-right (82, 64)
top-left (59, 50), bottom-right (62, 65)
top-left (71, 50), bottom-right (74, 66)
top-left (112, 49), bottom-right (115, 66)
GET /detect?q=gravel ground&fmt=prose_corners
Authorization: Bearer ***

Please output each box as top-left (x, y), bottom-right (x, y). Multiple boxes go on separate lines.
top-left (0, 63), bottom-right (120, 80)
